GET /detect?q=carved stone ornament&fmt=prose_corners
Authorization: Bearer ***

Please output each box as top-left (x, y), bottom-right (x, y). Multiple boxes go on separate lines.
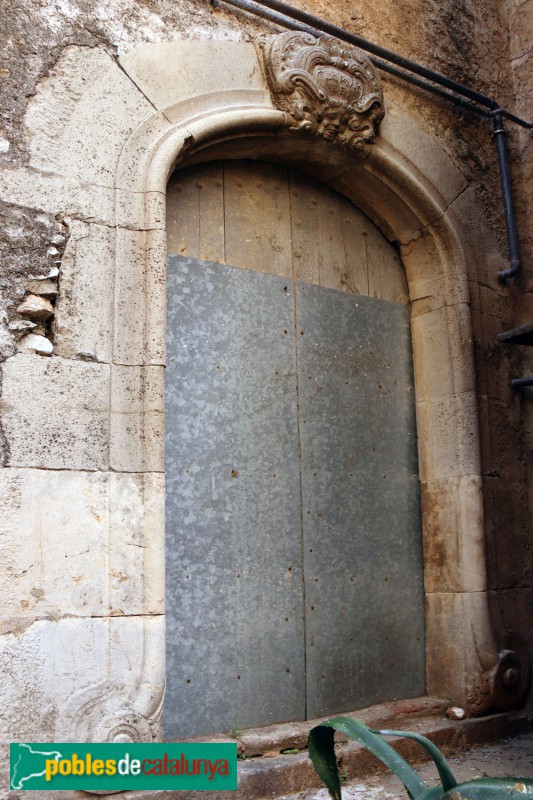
top-left (258, 31), bottom-right (384, 153)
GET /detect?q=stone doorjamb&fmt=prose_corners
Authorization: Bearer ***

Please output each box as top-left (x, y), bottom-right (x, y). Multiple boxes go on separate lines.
top-left (29, 37), bottom-right (507, 742)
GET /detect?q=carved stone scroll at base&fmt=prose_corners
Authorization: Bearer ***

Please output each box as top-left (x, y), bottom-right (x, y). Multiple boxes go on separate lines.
top-left (258, 31), bottom-right (384, 154)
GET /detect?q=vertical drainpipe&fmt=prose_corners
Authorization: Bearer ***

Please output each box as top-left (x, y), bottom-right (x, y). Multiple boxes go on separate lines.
top-left (493, 111), bottom-right (522, 282)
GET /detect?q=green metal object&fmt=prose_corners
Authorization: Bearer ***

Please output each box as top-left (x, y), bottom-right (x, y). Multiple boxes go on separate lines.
top-left (308, 717), bottom-right (533, 800)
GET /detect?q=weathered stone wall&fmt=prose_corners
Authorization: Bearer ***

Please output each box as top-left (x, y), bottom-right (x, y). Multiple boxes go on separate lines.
top-left (490, 0), bottom-right (533, 679)
top-left (0, 0), bottom-right (532, 795)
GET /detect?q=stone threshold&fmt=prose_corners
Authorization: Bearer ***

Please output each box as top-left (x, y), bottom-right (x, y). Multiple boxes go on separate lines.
top-left (78, 696), bottom-right (531, 800)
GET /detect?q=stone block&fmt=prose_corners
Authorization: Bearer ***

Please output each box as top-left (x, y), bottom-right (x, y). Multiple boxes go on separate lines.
top-left (420, 475), bottom-right (486, 593)
top-left (509, 0), bottom-right (533, 58)
top-left (59, 614), bottom-right (164, 742)
top-left (513, 291), bottom-right (533, 327)
top-left (416, 391), bottom-right (481, 481)
top-left (0, 468), bottom-right (108, 619)
top-left (490, 478), bottom-right (530, 589)
top-left (110, 411), bottom-right (164, 473)
top-left (478, 284), bottom-right (513, 325)
top-left (379, 99), bottom-right (468, 209)
top-left (448, 187), bottom-right (505, 288)
top-left (482, 472), bottom-right (498, 587)
top-left (468, 278), bottom-right (481, 311)
top-left (53, 221), bottom-right (115, 364)
top-left (108, 472), bottom-right (164, 616)
top-left (400, 225), bottom-right (464, 303)
top-left (0, 166), bottom-right (115, 226)
top-left (331, 157), bottom-right (427, 246)
top-left (484, 398), bottom-right (528, 483)
top-left (365, 220), bottom-right (409, 303)
top-left (1, 354), bottom-right (110, 470)
top-left (119, 40), bottom-right (270, 123)
top-left (110, 364), bottom-right (165, 414)
top-left (411, 302), bottom-right (475, 401)
top-left (0, 614), bottom-right (164, 748)
top-left (116, 190), bottom-right (166, 231)
top-left (480, 313), bottom-right (513, 404)
top-left (461, 712), bottom-right (529, 747)
top-left (109, 365), bottom-right (164, 473)
top-left (0, 617), bottom-right (108, 743)
top-left (425, 591), bottom-right (497, 711)
top-left (407, 271), bottom-right (471, 310)
top-left (233, 750), bottom-right (317, 799)
top-left (0, 467), bottom-right (165, 622)
top-left (16, 294), bottom-right (53, 321)
top-left (26, 280), bottom-right (58, 297)
top-left (113, 228), bottom-right (166, 366)
top-left (489, 587), bottom-right (533, 649)
top-left (18, 334), bottom-right (54, 356)
top-left (471, 309), bottom-right (488, 398)
top-left (114, 112), bottom-right (173, 194)
top-left (24, 46), bottom-right (155, 187)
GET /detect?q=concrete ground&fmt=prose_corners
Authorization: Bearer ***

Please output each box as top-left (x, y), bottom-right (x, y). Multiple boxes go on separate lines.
top-left (281, 732), bottom-right (533, 800)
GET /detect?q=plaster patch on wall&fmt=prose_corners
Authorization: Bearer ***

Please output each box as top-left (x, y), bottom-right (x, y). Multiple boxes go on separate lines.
top-left (39, 0), bottom-right (81, 33)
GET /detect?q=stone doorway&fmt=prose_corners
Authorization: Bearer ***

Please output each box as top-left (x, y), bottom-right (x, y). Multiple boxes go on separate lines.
top-left (164, 160), bottom-right (425, 738)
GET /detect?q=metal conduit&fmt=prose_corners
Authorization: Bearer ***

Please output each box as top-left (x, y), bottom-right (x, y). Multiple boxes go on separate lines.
top-left (493, 112), bottom-right (523, 281)
top-left (218, 0), bottom-right (533, 281)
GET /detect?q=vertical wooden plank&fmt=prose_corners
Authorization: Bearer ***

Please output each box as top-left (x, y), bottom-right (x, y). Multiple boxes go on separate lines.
top-left (197, 162), bottom-right (225, 263)
top-left (366, 223), bottom-right (409, 304)
top-left (340, 205), bottom-right (369, 295)
top-left (224, 161), bottom-right (293, 279)
top-left (316, 188), bottom-right (347, 292)
top-left (167, 166), bottom-right (200, 258)
top-left (166, 162), bottom-right (225, 263)
top-left (289, 171), bottom-right (320, 285)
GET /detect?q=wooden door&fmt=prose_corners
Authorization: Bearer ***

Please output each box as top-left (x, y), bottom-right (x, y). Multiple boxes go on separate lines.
top-left (164, 161), bottom-right (425, 738)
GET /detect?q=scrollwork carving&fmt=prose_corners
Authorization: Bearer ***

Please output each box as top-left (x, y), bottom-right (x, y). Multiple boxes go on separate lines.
top-left (258, 31), bottom-right (384, 153)
top-left (93, 709), bottom-right (155, 743)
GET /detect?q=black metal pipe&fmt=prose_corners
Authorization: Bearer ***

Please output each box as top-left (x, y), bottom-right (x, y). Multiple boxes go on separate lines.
top-left (511, 377), bottom-right (533, 388)
top-left (370, 57), bottom-right (493, 119)
top-left (225, 0), bottom-right (533, 128)
top-left (492, 113), bottom-right (523, 282)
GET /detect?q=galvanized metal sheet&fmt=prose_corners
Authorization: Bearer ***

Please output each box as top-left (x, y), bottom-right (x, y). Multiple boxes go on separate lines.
top-left (296, 283), bottom-right (425, 718)
top-left (165, 256), bottom-right (305, 739)
top-left (165, 256), bottom-right (425, 736)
